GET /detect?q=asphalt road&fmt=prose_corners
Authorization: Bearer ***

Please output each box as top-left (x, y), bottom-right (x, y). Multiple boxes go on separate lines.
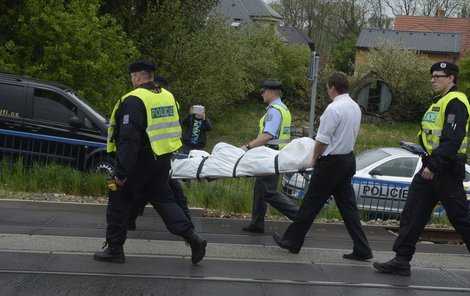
top-left (0, 199), bottom-right (469, 296)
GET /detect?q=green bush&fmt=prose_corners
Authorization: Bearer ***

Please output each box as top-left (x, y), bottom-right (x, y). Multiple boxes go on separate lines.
top-left (0, 0), bottom-right (138, 112)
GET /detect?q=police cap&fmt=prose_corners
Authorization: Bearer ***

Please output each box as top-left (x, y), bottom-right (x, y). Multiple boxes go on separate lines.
top-left (430, 61), bottom-right (458, 76)
top-left (129, 60), bottom-right (155, 73)
top-left (260, 80), bottom-right (283, 92)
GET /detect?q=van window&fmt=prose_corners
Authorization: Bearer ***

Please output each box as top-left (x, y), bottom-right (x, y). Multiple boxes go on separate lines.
top-left (0, 84), bottom-right (24, 118)
top-left (33, 89), bottom-right (77, 124)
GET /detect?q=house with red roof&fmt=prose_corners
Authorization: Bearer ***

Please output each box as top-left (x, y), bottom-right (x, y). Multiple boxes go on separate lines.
top-left (355, 11), bottom-right (470, 65)
top-left (394, 13), bottom-right (470, 60)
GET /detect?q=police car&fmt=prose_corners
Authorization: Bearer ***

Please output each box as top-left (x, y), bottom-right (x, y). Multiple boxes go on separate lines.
top-left (281, 141), bottom-right (470, 220)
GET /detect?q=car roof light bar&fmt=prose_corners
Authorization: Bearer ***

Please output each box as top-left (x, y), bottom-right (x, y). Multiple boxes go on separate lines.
top-left (399, 141), bottom-right (425, 155)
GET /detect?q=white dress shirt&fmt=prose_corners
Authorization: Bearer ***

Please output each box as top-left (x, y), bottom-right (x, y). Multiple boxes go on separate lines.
top-left (315, 93), bottom-right (361, 156)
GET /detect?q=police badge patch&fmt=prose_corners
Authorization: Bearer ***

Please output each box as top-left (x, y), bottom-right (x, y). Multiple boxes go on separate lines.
top-left (266, 114), bottom-right (273, 121)
top-left (447, 113), bottom-right (455, 124)
top-left (122, 114), bottom-right (130, 124)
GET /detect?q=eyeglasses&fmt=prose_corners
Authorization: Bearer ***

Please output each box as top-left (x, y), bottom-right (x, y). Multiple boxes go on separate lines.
top-left (430, 74), bottom-right (449, 80)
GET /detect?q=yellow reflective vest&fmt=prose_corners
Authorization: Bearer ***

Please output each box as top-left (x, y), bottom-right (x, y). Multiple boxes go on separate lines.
top-left (258, 103), bottom-right (291, 149)
top-left (419, 91), bottom-right (470, 154)
top-left (107, 87), bottom-right (182, 155)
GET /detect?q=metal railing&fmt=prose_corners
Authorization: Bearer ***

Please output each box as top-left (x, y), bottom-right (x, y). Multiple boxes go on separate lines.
top-left (0, 128), bottom-right (113, 174)
top-left (278, 172), bottom-right (468, 224)
top-left (0, 128), bottom-right (465, 224)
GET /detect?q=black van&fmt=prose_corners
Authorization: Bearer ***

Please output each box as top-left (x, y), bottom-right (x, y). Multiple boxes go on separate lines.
top-left (0, 72), bottom-right (115, 175)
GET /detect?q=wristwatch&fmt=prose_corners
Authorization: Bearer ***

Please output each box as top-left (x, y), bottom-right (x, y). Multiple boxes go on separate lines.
top-left (245, 143), bottom-right (251, 150)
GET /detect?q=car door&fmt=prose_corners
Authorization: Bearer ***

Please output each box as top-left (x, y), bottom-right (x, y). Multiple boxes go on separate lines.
top-left (0, 82), bottom-right (27, 163)
top-left (354, 156), bottom-right (419, 219)
top-left (22, 86), bottom-right (87, 170)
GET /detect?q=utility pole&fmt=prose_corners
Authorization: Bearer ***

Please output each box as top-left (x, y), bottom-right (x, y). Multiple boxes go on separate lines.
top-left (307, 42), bottom-right (319, 138)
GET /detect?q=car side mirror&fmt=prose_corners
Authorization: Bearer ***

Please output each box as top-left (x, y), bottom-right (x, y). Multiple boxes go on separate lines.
top-left (369, 168), bottom-right (383, 176)
top-left (69, 116), bottom-right (83, 128)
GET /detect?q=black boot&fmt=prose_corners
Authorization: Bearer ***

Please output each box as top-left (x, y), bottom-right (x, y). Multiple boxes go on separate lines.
top-left (93, 242), bottom-right (125, 263)
top-left (184, 231), bottom-right (207, 264)
top-left (373, 257), bottom-right (410, 276)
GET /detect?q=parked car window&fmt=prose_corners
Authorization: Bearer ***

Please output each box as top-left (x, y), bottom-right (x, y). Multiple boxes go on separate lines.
top-left (33, 88), bottom-right (77, 124)
top-left (371, 157), bottom-right (418, 178)
top-left (356, 149), bottom-right (389, 170)
top-left (0, 84), bottom-right (24, 118)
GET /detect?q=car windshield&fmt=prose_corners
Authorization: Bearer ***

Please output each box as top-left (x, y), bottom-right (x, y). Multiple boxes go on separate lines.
top-left (356, 149), bottom-right (390, 170)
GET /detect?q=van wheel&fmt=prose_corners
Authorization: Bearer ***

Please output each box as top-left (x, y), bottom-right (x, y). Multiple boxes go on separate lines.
top-left (89, 158), bottom-right (115, 176)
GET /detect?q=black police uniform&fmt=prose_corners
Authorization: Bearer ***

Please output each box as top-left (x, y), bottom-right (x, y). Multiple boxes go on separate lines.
top-left (374, 62), bottom-right (470, 275)
top-left (106, 82), bottom-right (193, 243)
top-left (127, 177), bottom-right (192, 230)
top-left (126, 75), bottom-right (192, 230)
top-left (94, 73), bottom-right (206, 264)
top-left (393, 85), bottom-right (470, 260)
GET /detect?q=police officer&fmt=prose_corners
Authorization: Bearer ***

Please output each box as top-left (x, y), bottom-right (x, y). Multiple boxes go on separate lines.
top-left (93, 60), bottom-right (206, 264)
top-left (127, 75), bottom-right (192, 230)
top-left (272, 72), bottom-right (372, 260)
top-left (374, 61), bottom-right (470, 276)
top-left (240, 80), bottom-right (299, 234)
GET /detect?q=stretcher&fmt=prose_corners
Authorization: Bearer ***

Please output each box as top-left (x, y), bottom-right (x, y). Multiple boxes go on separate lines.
top-left (171, 137), bottom-right (315, 179)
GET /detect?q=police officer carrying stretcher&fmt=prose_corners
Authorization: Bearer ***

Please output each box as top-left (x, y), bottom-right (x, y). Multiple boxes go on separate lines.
top-left (240, 80), bottom-right (299, 234)
top-left (93, 60), bottom-right (206, 264)
top-left (374, 61), bottom-right (470, 276)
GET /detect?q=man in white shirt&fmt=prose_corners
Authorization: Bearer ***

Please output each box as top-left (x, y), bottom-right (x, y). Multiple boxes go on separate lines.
top-left (272, 72), bottom-right (372, 260)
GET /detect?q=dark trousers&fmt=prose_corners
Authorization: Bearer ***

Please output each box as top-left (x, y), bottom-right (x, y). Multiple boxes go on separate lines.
top-left (284, 153), bottom-right (372, 255)
top-left (393, 164), bottom-right (470, 261)
top-left (249, 174), bottom-right (299, 229)
top-left (106, 154), bottom-right (194, 246)
top-left (128, 178), bottom-right (192, 225)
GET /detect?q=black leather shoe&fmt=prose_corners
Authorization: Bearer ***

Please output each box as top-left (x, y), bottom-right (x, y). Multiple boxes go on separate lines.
top-left (373, 257), bottom-right (411, 276)
top-left (242, 225), bottom-right (264, 234)
top-left (93, 242), bottom-right (125, 263)
top-left (343, 252), bottom-right (373, 261)
top-left (272, 232), bottom-right (300, 254)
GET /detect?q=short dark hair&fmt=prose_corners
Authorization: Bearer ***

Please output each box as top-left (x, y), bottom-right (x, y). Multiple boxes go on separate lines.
top-left (327, 72), bottom-right (349, 94)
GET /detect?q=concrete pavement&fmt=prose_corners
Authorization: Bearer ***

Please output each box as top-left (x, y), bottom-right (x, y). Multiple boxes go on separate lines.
top-left (0, 199), bottom-right (469, 295)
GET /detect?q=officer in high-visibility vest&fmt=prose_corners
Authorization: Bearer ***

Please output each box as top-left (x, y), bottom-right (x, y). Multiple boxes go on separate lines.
top-left (240, 80), bottom-right (299, 234)
top-left (93, 60), bottom-right (206, 265)
top-left (127, 75), bottom-right (193, 230)
top-left (374, 61), bottom-right (470, 276)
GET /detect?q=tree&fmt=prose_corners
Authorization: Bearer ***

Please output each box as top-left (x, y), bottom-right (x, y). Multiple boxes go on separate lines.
top-left (457, 54), bottom-right (470, 99)
top-left (277, 44), bottom-right (311, 110)
top-left (366, 0), bottom-right (393, 28)
top-left (0, 0), bottom-right (26, 45)
top-left (0, 0), bottom-right (138, 112)
top-left (329, 33), bottom-right (359, 74)
top-left (271, 0), bottom-right (370, 55)
top-left (353, 40), bottom-right (432, 121)
top-left (384, 0), bottom-right (467, 16)
top-left (383, 0), bottom-right (419, 15)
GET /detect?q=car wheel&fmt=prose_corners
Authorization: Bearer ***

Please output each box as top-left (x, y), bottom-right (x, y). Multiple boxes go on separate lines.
top-left (89, 157), bottom-right (115, 176)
